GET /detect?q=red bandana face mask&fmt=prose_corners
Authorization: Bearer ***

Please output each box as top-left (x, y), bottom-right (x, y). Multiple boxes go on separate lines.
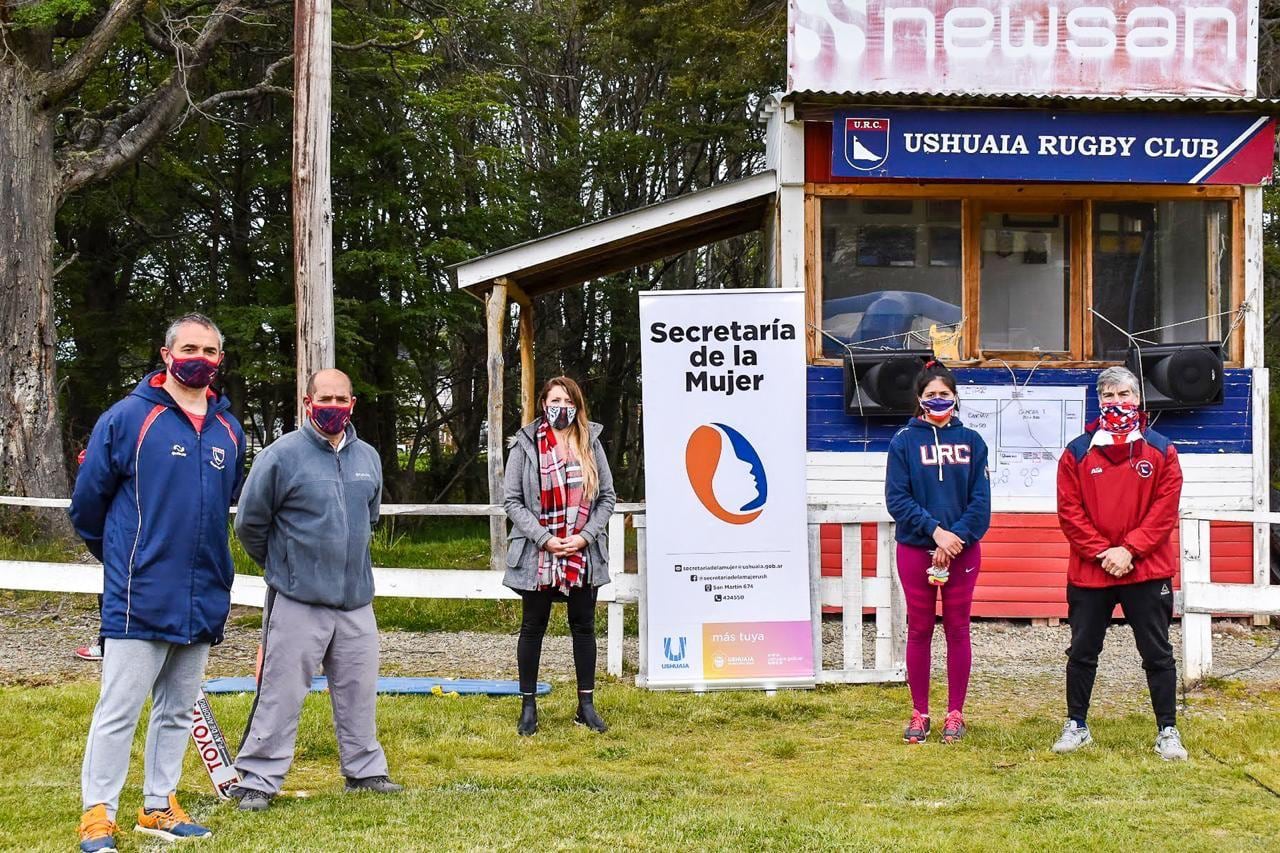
top-left (1100, 402), bottom-right (1140, 434)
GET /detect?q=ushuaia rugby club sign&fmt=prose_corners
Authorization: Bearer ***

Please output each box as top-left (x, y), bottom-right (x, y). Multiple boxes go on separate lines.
top-left (789, 0), bottom-right (1259, 98)
top-left (832, 109), bottom-right (1275, 183)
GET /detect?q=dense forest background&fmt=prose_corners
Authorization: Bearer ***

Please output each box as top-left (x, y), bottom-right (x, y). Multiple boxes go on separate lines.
top-left (6, 0), bottom-right (1280, 504)
top-left (11, 0), bottom-right (779, 503)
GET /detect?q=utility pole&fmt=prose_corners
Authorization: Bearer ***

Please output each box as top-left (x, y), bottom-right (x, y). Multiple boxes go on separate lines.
top-left (293, 0), bottom-right (335, 415)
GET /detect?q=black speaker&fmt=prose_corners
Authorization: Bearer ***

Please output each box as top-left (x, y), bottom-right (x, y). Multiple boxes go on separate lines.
top-left (1125, 342), bottom-right (1224, 411)
top-left (843, 350), bottom-right (933, 416)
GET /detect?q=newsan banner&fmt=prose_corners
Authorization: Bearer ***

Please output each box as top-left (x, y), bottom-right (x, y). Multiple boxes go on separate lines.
top-left (639, 289), bottom-right (815, 690)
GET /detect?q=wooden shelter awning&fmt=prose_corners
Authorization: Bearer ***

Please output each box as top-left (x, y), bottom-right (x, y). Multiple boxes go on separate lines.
top-left (450, 171), bottom-right (777, 299)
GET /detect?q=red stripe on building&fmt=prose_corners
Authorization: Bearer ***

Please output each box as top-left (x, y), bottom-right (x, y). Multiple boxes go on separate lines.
top-left (1205, 118), bottom-right (1277, 185)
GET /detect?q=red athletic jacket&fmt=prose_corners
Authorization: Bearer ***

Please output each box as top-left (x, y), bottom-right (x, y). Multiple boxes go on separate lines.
top-left (1056, 421), bottom-right (1183, 588)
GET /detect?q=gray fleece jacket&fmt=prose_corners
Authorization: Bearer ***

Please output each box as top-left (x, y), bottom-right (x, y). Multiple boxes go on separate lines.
top-left (234, 419), bottom-right (382, 609)
top-left (503, 420), bottom-right (616, 590)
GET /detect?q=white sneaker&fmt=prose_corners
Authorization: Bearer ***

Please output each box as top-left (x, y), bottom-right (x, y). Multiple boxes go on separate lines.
top-left (1051, 719), bottom-right (1093, 754)
top-left (1154, 726), bottom-right (1188, 761)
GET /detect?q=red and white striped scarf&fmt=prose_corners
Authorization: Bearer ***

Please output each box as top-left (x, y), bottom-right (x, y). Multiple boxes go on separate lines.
top-left (536, 419), bottom-right (591, 594)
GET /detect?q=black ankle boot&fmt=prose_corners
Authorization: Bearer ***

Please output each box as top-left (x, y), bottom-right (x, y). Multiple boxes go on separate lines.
top-left (574, 691), bottom-right (608, 733)
top-left (517, 694), bottom-right (538, 736)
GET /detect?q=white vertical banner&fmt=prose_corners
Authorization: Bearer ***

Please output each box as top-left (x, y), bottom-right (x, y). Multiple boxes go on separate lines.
top-left (639, 289), bottom-right (814, 690)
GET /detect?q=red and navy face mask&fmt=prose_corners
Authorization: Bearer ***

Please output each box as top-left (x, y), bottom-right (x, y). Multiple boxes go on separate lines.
top-left (1100, 401), bottom-right (1141, 434)
top-left (308, 401), bottom-right (353, 436)
top-left (168, 356), bottom-right (220, 389)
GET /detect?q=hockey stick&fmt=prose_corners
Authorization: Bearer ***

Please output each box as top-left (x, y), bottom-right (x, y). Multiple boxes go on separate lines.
top-left (191, 689), bottom-right (241, 799)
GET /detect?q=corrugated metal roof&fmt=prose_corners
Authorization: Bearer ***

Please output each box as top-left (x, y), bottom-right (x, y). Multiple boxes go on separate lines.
top-left (450, 171), bottom-right (776, 299)
top-left (785, 90), bottom-right (1280, 115)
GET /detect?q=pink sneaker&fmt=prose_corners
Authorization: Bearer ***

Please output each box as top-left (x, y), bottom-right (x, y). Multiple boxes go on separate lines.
top-left (903, 710), bottom-right (930, 744)
top-left (942, 710), bottom-right (967, 744)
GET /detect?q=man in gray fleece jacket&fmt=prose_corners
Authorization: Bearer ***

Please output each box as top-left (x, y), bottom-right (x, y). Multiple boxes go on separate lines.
top-left (227, 369), bottom-right (402, 810)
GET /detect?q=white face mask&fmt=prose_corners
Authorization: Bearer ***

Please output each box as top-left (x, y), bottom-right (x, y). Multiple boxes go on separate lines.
top-left (546, 405), bottom-right (577, 430)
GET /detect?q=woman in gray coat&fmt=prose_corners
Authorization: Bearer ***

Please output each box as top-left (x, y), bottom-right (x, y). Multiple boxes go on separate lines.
top-left (503, 376), bottom-right (616, 735)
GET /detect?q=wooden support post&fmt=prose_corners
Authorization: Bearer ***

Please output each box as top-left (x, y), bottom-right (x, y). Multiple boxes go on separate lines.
top-left (1181, 518), bottom-right (1214, 685)
top-left (519, 302), bottom-right (536, 425)
top-left (293, 0), bottom-right (335, 411)
top-left (635, 515), bottom-right (649, 687)
top-left (486, 282), bottom-right (509, 572)
top-left (886, 523), bottom-right (907, 672)
top-left (606, 511), bottom-right (627, 677)
top-left (808, 522), bottom-right (823, 677)
top-left (841, 522), bottom-right (863, 671)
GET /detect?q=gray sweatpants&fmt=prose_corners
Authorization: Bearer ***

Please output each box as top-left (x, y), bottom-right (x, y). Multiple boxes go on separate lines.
top-left (234, 591), bottom-right (388, 793)
top-left (82, 638), bottom-right (211, 818)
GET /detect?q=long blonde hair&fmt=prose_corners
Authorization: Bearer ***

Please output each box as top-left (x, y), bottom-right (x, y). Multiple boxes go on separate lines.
top-left (541, 376), bottom-right (598, 499)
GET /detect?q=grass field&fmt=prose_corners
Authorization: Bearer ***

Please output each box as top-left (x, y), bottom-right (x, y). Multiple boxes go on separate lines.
top-left (2, 678), bottom-right (1277, 852)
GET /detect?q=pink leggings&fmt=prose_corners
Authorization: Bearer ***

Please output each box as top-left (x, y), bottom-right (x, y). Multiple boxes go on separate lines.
top-left (896, 542), bottom-right (981, 715)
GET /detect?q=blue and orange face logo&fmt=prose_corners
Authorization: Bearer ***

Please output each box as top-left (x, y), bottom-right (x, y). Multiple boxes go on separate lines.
top-left (685, 423), bottom-right (768, 525)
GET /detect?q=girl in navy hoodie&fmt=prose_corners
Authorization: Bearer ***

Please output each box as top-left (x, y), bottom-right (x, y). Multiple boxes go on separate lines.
top-left (885, 362), bottom-right (991, 745)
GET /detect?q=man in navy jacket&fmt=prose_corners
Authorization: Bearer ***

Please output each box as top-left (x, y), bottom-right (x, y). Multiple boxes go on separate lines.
top-left (70, 313), bottom-right (245, 852)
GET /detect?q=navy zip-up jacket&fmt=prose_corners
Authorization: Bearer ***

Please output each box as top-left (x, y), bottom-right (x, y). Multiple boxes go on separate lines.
top-left (885, 415), bottom-right (991, 548)
top-left (69, 371), bottom-right (246, 644)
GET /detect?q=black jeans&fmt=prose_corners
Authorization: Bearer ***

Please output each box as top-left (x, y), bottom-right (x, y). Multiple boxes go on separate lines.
top-left (1066, 578), bottom-right (1177, 729)
top-left (517, 586), bottom-right (598, 694)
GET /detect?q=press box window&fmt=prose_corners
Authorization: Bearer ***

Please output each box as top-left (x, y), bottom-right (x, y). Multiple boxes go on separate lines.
top-left (1091, 201), bottom-right (1233, 359)
top-left (979, 211), bottom-right (1071, 353)
top-left (819, 198), bottom-right (962, 357)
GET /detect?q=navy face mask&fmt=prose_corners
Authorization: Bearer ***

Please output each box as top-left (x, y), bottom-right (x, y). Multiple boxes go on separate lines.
top-left (168, 356), bottom-right (220, 389)
top-left (545, 405), bottom-right (577, 431)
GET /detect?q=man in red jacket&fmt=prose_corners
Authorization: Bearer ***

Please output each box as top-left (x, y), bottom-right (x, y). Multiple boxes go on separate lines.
top-left (1052, 365), bottom-right (1187, 761)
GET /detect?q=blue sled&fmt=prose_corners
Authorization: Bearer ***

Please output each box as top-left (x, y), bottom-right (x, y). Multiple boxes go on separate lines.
top-left (203, 676), bottom-right (551, 697)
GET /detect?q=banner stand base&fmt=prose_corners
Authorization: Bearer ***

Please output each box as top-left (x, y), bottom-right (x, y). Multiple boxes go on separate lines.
top-left (638, 675), bottom-right (817, 692)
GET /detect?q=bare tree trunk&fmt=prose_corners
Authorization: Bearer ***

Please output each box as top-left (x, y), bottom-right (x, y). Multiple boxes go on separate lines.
top-left (0, 59), bottom-right (70, 503)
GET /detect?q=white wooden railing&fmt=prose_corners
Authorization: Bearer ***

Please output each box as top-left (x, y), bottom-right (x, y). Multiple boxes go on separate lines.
top-left (808, 508), bottom-right (907, 683)
top-left (1179, 509), bottom-right (1280, 685)
top-left (3, 496), bottom-right (911, 687)
top-left (0, 496), bottom-right (642, 678)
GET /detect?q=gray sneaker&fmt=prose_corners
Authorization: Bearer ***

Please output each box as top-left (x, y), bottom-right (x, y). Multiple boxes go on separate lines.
top-left (1154, 726), bottom-right (1188, 761)
top-left (344, 775), bottom-right (404, 794)
top-left (1051, 719), bottom-right (1093, 754)
top-left (226, 785), bottom-right (271, 812)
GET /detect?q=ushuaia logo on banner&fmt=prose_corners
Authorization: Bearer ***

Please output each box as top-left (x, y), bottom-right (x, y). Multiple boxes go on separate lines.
top-left (843, 117), bottom-right (890, 170)
top-left (686, 423), bottom-right (768, 525)
top-left (663, 637), bottom-right (688, 662)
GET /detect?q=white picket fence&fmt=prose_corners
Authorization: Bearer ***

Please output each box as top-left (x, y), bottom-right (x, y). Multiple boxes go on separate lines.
top-left (1179, 509), bottom-right (1280, 684)
top-left (0, 495), bottom-right (910, 687)
top-left (0, 497), bottom-right (642, 677)
top-left (17, 496), bottom-right (1278, 689)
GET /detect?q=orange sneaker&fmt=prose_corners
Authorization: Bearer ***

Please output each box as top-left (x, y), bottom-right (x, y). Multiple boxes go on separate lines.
top-left (134, 793), bottom-right (212, 842)
top-left (78, 804), bottom-right (119, 853)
